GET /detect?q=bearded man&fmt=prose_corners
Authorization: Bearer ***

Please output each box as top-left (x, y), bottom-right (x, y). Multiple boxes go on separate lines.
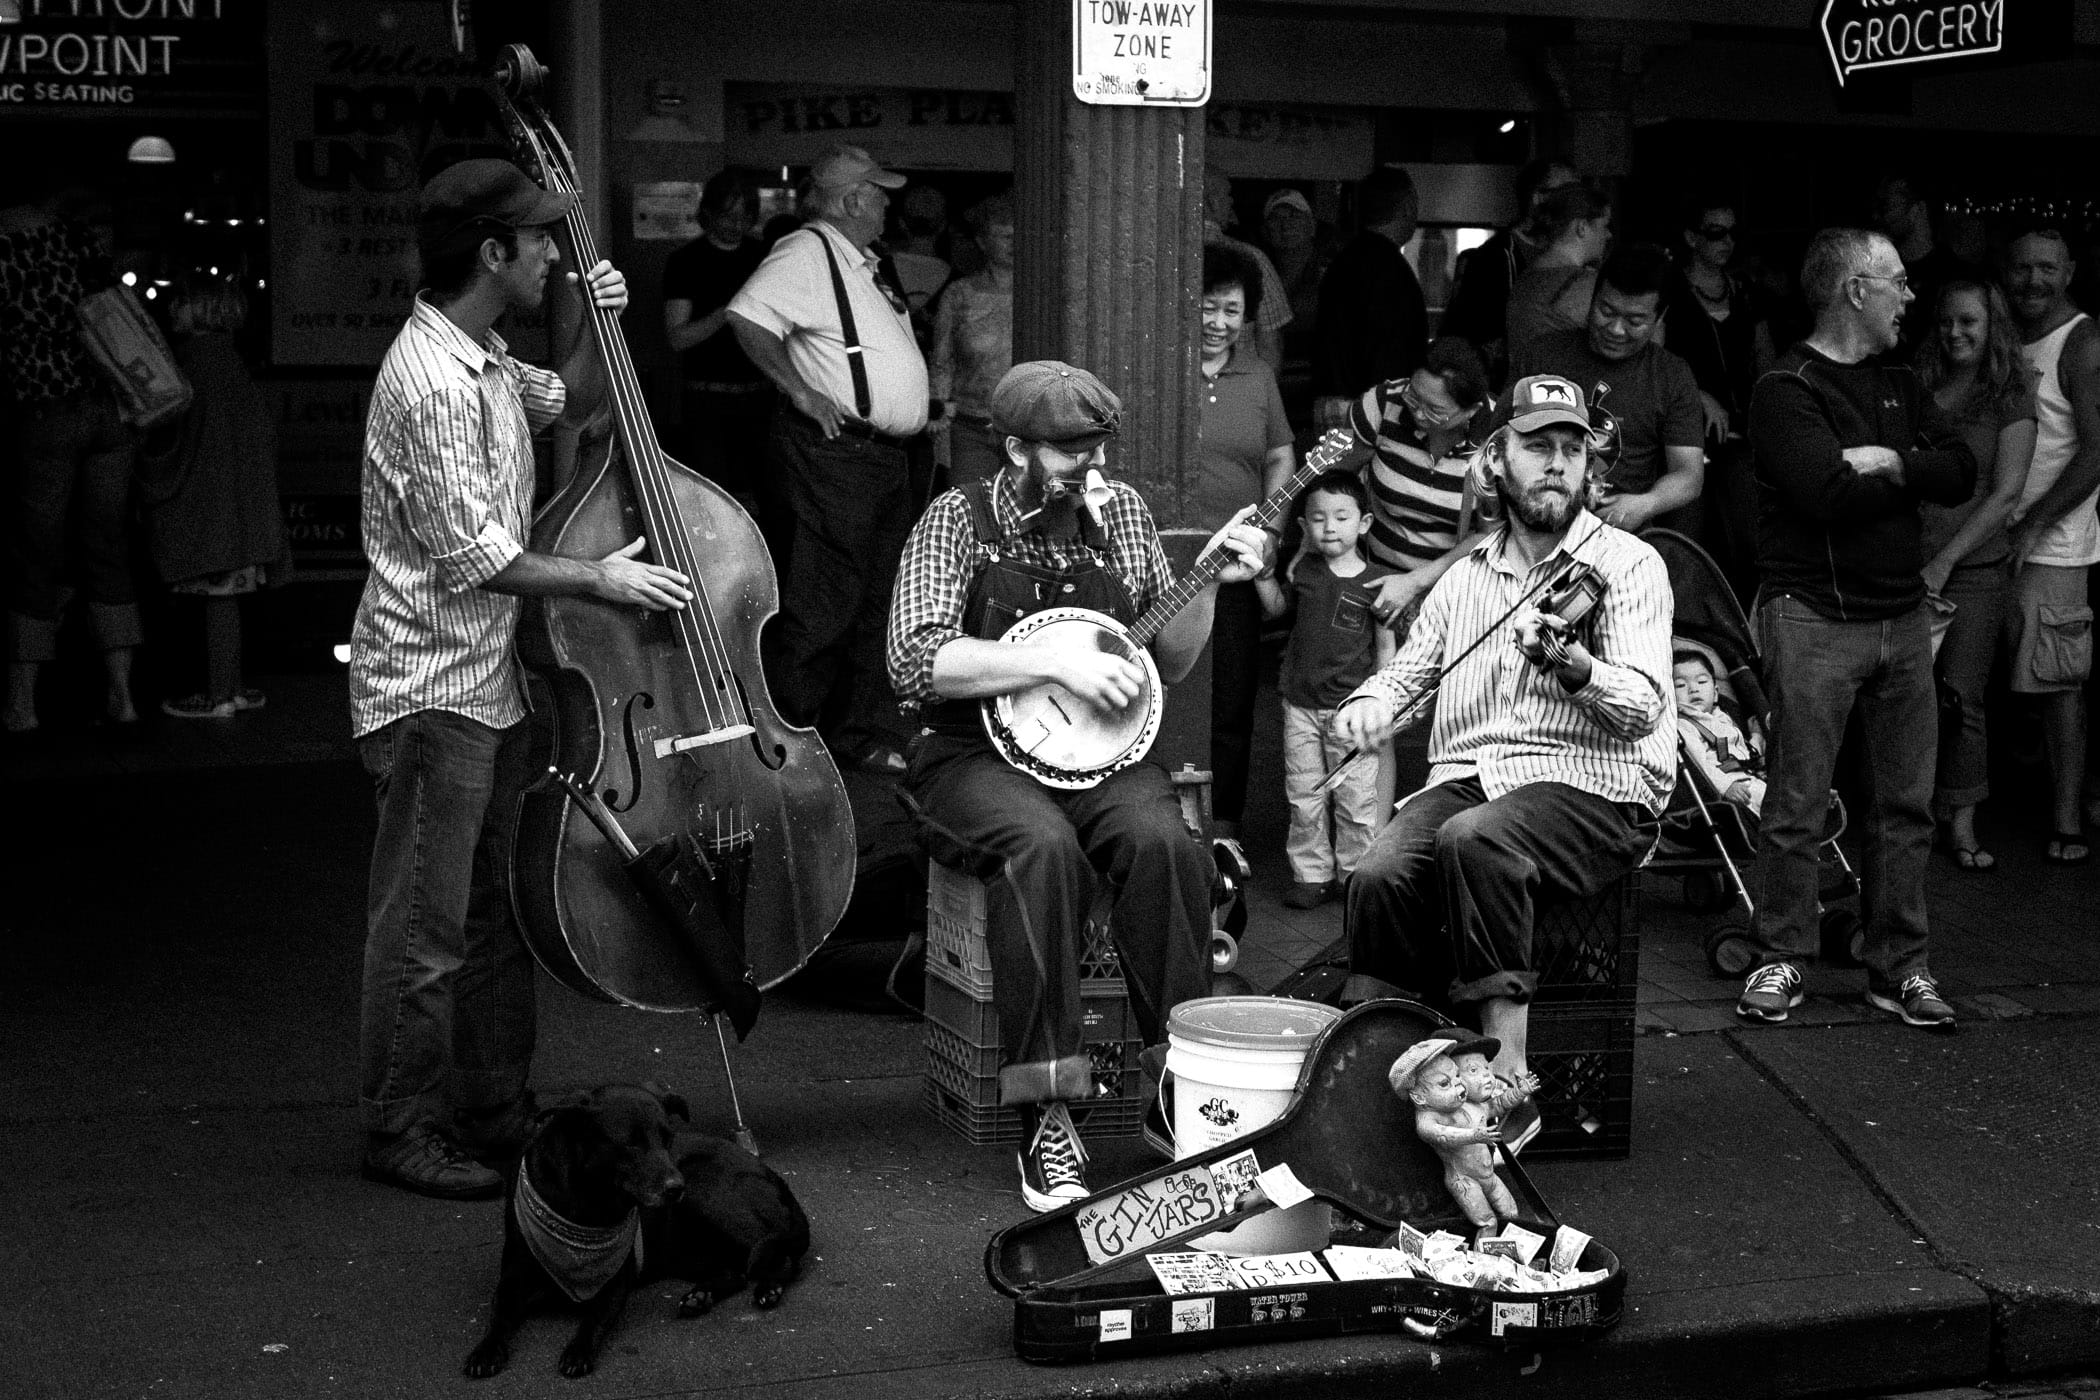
top-left (1333, 375), bottom-right (1676, 1146)
top-left (886, 360), bottom-right (1268, 1212)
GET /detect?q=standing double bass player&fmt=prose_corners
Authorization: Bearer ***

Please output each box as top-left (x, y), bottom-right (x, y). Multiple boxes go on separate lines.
top-left (351, 159), bottom-right (691, 1201)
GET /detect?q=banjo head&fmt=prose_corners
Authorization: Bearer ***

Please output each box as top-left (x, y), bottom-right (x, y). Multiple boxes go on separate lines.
top-left (984, 609), bottom-right (1164, 790)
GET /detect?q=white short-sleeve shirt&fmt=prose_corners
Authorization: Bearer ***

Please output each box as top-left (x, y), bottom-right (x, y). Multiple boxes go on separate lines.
top-left (730, 220), bottom-right (929, 437)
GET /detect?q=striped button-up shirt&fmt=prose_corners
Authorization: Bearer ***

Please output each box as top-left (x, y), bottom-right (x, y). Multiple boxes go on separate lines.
top-left (349, 296), bottom-right (566, 738)
top-left (1348, 510), bottom-right (1676, 812)
top-left (886, 472), bottom-right (1173, 707)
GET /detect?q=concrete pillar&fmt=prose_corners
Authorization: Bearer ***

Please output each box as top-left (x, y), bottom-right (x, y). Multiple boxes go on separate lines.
top-left (1012, 0), bottom-right (1214, 774)
top-left (1012, 0), bottom-right (1205, 524)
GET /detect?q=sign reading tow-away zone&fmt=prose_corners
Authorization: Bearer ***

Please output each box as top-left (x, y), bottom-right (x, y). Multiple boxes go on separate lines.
top-left (1820, 0), bottom-right (2004, 85)
top-left (1073, 0), bottom-right (1210, 106)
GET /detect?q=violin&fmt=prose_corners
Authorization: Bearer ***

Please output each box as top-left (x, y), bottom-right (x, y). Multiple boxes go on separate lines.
top-left (1529, 561), bottom-right (1607, 672)
top-left (491, 46), bottom-right (856, 1026)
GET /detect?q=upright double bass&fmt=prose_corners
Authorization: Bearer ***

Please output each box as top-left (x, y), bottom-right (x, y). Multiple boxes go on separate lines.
top-left (492, 46), bottom-right (856, 1019)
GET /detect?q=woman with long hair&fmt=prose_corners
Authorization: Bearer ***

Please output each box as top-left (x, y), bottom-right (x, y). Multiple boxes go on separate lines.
top-left (1502, 181), bottom-right (1612, 365)
top-left (1914, 279), bottom-right (2039, 870)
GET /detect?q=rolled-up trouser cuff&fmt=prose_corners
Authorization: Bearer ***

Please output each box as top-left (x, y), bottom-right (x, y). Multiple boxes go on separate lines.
top-left (1450, 969), bottom-right (1536, 1005)
top-left (999, 1053), bottom-right (1096, 1107)
top-left (87, 600), bottom-right (142, 651)
top-left (10, 610), bottom-right (61, 663)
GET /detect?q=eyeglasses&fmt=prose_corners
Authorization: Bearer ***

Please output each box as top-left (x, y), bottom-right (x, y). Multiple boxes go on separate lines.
top-left (1398, 379), bottom-right (1468, 427)
top-left (1696, 224), bottom-right (1737, 241)
top-left (1851, 271), bottom-right (1911, 291)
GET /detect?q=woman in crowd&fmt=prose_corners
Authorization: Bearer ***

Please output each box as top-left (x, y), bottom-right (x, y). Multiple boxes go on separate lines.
top-left (929, 192), bottom-right (1015, 486)
top-left (1343, 335), bottom-right (1495, 633)
top-left (140, 276), bottom-right (290, 719)
top-left (1502, 182), bottom-right (1613, 367)
top-left (1675, 198), bottom-right (1775, 600)
top-left (1915, 279), bottom-right (2039, 870)
top-left (1195, 242), bottom-right (1296, 837)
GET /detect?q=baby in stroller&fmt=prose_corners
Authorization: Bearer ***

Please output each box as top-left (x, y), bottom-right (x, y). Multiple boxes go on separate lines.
top-left (1674, 649), bottom-right (1765, 817)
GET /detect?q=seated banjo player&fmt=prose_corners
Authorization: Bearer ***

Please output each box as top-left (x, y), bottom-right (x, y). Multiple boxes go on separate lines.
top-left (1332, 376), bottom-right (1677, 1151)
top-left (886, 360), bottom-right (1270, 1212)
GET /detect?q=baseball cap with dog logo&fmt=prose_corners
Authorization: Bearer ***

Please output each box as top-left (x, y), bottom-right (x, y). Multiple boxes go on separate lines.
top-left (1493, 374), bottom-right (1593, 434)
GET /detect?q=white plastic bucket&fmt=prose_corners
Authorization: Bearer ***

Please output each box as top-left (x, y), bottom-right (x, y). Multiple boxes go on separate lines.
top-left (1165, 996), bottom-right (1341, 1255)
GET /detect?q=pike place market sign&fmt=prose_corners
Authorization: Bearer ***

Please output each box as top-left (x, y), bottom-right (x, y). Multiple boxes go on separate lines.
top-left (1820, 0), bottom-right (2004, 85)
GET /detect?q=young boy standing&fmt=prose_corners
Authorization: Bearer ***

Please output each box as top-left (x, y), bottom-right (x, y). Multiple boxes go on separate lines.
top-left (1256, 470), bottom-right (1398, 907)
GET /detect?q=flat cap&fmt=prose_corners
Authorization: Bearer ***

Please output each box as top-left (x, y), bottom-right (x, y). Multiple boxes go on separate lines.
top-left (810, 144), bottom-right (907, 191)
top-left (1427, 1029), bottom-right (1502, 1062)
top-left (419, 158), bottom-right (573, 253)
top-left (1389, 1037), bottom-right (1460, 1095)
top-left (989, 360), bottom-right (1122, 452)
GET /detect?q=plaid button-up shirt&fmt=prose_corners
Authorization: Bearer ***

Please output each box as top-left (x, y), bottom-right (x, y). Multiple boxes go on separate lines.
top-left (1348, 510), bottom-right (1677, 812)
top-left (886, 471), bottom-right (1174, 707)
top-left (349, 296), bottom-right (566, 738)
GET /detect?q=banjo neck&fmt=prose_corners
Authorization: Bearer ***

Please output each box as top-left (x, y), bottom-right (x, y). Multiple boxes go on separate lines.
top-left (1127, 427), bottom-right (1356, 648)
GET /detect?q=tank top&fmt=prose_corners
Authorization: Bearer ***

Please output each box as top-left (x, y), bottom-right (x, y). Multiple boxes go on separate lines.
top-left (2017, 312), bottom-right (2099, 568)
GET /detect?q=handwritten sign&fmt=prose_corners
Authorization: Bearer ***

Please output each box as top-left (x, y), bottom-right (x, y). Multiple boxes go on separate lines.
top-left (1227, 1252), bottom-right (1331, 1290)
top-left (1146, 1251), bottom-right (1242, 1295)
top-left (1072, 0), bottom-right (1210, 106)
top-left (1075, 1164), bottom-right (1230, 1265)
top-left (1820, 0), bottom-right (2004, 85)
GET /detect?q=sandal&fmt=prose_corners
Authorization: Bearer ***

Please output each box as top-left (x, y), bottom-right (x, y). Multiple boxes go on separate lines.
top-left (1949, 845), bottom-right (1996, 872)
top-left (2044, 831), bottom-right (2091, 866)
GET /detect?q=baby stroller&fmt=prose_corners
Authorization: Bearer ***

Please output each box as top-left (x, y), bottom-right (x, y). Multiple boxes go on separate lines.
top-left (1641, 530), bottom-right (1863, 977)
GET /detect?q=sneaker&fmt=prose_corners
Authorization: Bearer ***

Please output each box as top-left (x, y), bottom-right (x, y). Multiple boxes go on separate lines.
top-left (1140, 1075), bottom-right (1176, 1161)
top-left (1497, 1097), bottom-right (1542, 1155)
top-left (362, 1123), bottom-right (504, 1200)
top-left (161, 694), bottom-right (236, 720)
top-left (231, 688), bottom-right (268, 712)
top-left (1866, 973), bottom-right (1957, 1030)
top-left (1282, 880), bottom-right (1334, 910)
top-left (1737, 962), bottom-right (1805, 1023)
top-left (1017, 1102), bottom-right (1091, 1213)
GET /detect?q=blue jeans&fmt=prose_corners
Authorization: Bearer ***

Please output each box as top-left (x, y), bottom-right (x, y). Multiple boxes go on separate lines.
top-left (357, 710), bottom-right (536, 1136)
top-left (1751, 596), bottom-right (1935, 991)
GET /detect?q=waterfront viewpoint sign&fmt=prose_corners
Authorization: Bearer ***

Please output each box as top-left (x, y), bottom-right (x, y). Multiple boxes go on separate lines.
top-left (1819, 0), bottom-right (2005, 85)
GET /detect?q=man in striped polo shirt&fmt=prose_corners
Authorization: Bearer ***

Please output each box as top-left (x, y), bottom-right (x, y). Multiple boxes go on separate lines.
top-left (1335, 376), bottom-right (1675, 1147)
top-left (350, 160), bottom-right (692, 1200)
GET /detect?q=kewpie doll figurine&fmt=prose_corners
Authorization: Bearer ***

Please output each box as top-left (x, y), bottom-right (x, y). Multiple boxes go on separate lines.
top-left (1390, 1034), bottom-right (1522, 1241)
top-left (1674, 649), bottom-right (1766, 816)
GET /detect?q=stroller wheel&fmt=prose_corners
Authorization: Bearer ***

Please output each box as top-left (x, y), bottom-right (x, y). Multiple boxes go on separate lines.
top-left (1819, 906), bottom-right (1865, 968)
top-left (1681, 871), bottom-right (1730, 914)
top-left (1705, 922), bottom-right (1758, 979)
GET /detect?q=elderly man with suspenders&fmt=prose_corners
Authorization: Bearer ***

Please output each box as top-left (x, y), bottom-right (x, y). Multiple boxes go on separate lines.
top-left (729, 144), bottom-right (928, 774)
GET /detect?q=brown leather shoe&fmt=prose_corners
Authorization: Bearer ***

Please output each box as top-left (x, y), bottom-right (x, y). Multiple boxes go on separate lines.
top-left (362, 1123), bottom-right (503, 1200)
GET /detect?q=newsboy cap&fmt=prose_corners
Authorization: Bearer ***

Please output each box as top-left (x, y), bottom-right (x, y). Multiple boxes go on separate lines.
top-left (418, 158), bottom-right (574, 254)
top-left (989, 361), bottom-right (1123, 452)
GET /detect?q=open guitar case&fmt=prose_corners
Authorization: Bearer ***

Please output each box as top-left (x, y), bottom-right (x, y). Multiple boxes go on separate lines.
top-left (985, 1000), bottom-right (1626, 1363)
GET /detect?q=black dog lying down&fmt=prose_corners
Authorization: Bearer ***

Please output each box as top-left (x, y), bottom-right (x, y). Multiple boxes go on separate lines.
top-left (463, 1082), bottom-right (810, 1379)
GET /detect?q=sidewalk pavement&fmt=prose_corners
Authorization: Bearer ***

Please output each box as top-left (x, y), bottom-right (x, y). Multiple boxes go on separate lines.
top-left (3, 679), bottom-right (2097, 1400)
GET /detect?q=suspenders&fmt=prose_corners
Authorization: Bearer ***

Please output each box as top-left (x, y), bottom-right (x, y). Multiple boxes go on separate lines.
top-left (813, 228), bottom-right (873, 422)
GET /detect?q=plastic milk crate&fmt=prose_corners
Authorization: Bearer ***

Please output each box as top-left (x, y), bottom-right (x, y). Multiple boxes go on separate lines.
top-left (922, 863), bottom-right (1144, 1147)
top-left (1523, 1003), bottom-right (1636, 1160)
top-left (1530, 871), bottom-right (1642, 1007)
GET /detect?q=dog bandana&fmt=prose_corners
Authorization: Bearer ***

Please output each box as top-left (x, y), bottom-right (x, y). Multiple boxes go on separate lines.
top-left (513, 1163), bottom-right (645, 1303)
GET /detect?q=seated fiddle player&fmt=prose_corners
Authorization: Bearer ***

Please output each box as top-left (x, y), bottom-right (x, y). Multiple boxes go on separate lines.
top-left (1334, 375), bottom-right (1676, 1152)
top-left (886, 360), bottom-right (1269, 1211)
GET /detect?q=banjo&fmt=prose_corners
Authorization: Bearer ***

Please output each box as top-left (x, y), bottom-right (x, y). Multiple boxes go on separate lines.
top-left (984, 428), bottom-right (1356, 788)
